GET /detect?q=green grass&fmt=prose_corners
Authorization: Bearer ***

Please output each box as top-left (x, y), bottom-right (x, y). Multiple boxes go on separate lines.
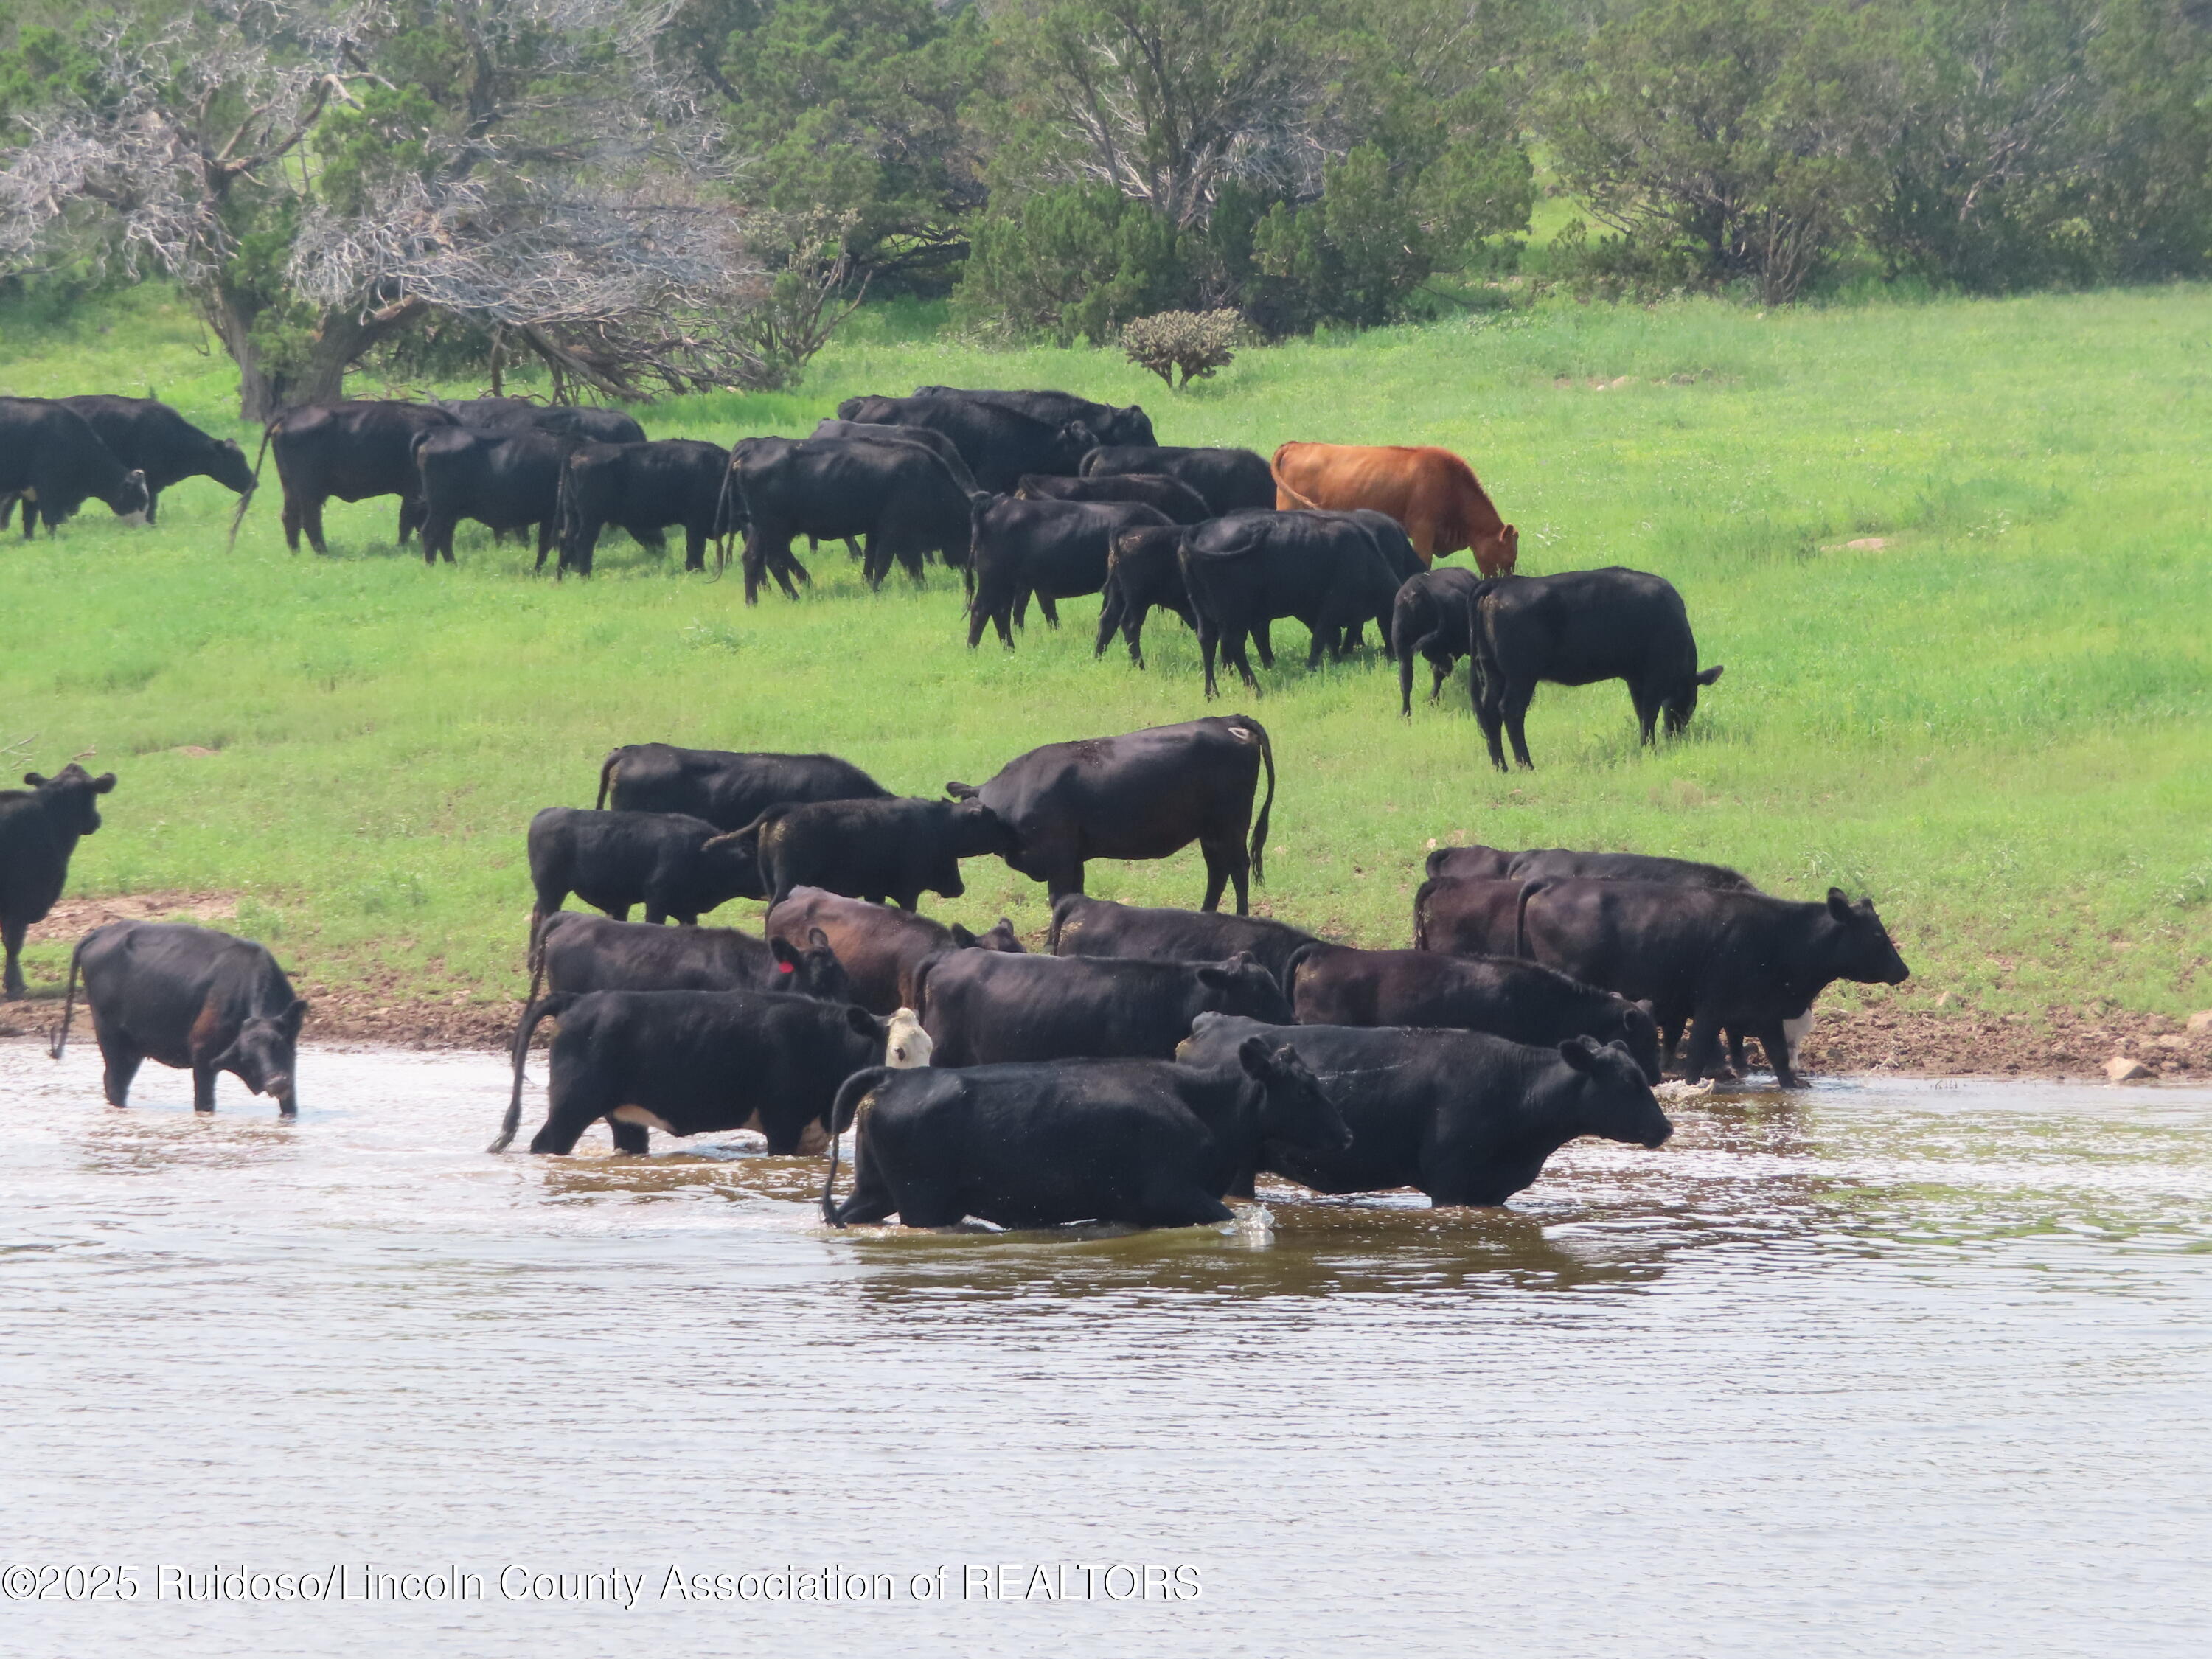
top-left (3, 281), bottom-right (2209, 1024)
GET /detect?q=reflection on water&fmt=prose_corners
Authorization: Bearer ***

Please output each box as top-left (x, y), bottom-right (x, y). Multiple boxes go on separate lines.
top-left (4, 1040), bottom-right (2208, 1658)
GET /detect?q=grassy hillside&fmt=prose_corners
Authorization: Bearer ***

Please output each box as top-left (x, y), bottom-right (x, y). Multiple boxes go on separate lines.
top-left (2, 282), bottom-right (2208, 1028)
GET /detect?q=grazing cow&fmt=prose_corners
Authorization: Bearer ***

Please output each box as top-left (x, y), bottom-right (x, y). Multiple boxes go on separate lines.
top-left (262, 400), bottom-right (456, 554)
top-left (913, 948), bottom-right (1290, 1068)
top-left (741, 796), bottom-right (1018, 911)
top-left (0, 398), bottom-right (150, 537)
top-left (1081, 444), bottom-right (1275, 514)
top-left (1015, 471), bottom-right (1211, 524)
top-left (967, 497), bottom-right (1174, 648)
top-left (1425, 844), bottom-right (1755, 890)
top-left (1048, 894), bottom-right (1318, 987)
top-left (494, 988), bottom-right (908, 1155)
top-left (947, 714), bottom-right (1276, 913)
top-left (411, 426), bottom-right (572, 566)
top-left (1470, 567), bottom-right (1722, 771)
top-left (834, 394), bottom-right (1097, 491)
top-left (729, 434), bottom-right (983, 601)
top-left (913, 386), bottom-right (1155, 448)
top-left (1178, 509), bottom-right (1400, 697)
top-left (0, 763), bottom-right (116, 999)
top-left (1392, 567), bottom-right (1488, 714)
top-left (50, 395), bottom-right (254, 524)
top-left (1514, 880), bottom-right (1907, 1088)
top-left (597, 745), bottom-right (891, 832)
top-left (809, 420), bottom-right (981, 494)
top-left (52, 922), bottom-right (305, 1114)
top-left (530, 911), bottom-right (851, 1001)
top-left (767, 887), bottom-right (1024, 1015)
top-left (1270, 442), bottom-right (1518, 574)
top-left (525, 808), bottom-right (764, 935)
top-left (1180, 1016), bottom-right (1672, 1206)
top-left (555, 439), bottom-right (730, 574)
top-left (444, 397), bottom-right (647, 445)
top-left (822, 1037), bottom-right (1347, 1228)
top-left (1284, 941), bottom-right (1663, 1083)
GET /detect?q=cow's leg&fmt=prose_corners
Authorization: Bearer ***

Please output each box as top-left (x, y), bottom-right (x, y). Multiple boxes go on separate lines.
top-left (1659, 1017), bottom-right (1686, 1069)
top-left (192, 1062), bottom-right (220, 1113)
top-left (145, 489), bottom-right (161, 524)
top-left (98, 1034), bottom-right (143, 1108)
top-left (1500, 680), bottom-right (1537, 769)
top-left (1252, 624), bottom-right (1276, 669)
top-left (1681, 1012), bottom-right (1727, 1085)
top-left (1756, 1021), bottom-right (1807, 1089)
top-left (1197, 616), bottom-right (1222, 699)
top-left (0, 916), bottom-right (25, 999)
top-left (529, 1071), bottom-right (614, 1155)
top-left (608, 1119), bottom-right (650, 1155)
top-left (1630, 684), bottom-right (1662, 748)
top-left (684, 527), bottom-right (708, 572)
top-left (1199, 835), bottom-right (1248, 915)
top-left (742, 529), bottom-right (768, 605)
top-left (1037, 594), bottom-right (1060, 630)
top-left (642, 905), bottom-right (667, 925)
top-left (1130, 1180), bottom-right (1234, 1228)
top-left (832, 1152), bottom-right (901, 1226)
top-left (535, 519), bottom-right (554, 568)
top-left (422, 513), bottom-right (449, 566)
top-left (1225, 631), bottom-right (1262, 693)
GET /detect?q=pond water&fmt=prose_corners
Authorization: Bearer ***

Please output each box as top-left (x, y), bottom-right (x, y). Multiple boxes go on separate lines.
top-left (3, 1039), bottom-right (2208, 1656)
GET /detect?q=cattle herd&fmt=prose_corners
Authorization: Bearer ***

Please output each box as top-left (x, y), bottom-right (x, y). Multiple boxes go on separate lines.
top-left (4, 380), bottom-right (1724, 769)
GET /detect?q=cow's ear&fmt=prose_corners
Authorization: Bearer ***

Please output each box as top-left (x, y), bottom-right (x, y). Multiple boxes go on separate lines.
top-left (1696, 664), bottom-right (1725, 686)
top-left (846, 1005), bottom-right (883, 1038)
top-left (1826, 888), bottom-right (1853, 920)
top-left (1235, 1036), bottom-right (1274, 1079)
top-left (1557, 1037), bottom-right (1601, 1072)
top-left (945, 781), bottom-right (978, 800)
top-left (1634, 998), bottom-right (1657, 1015)
top-left (1194, 965), bottom-right (1230, 987)
top-left (24, 773), bottom-right (46, 787)
top-left (94, 773), bottom-right (117, 793)
top-left (282, 999), bottom-right (309, 1036)
top-left (948, 923), bottom-right (978, 947)
top-left (769, 936), bottom-right (799, 966)
top-left (807, 928), bottom-right (832, 950)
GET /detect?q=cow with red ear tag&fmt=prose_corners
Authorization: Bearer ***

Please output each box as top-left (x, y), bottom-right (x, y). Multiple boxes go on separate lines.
top-left (1, 762), bottom-right (117, 999)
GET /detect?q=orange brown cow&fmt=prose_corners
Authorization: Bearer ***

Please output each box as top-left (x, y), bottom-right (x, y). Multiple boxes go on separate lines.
top-left (1270, 442), bottom-right (1517, 575)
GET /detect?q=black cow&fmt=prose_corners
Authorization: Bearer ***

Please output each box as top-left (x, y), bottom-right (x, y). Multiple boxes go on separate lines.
top-left (914, 947), bottom-right (1290, 1068)
top-left (1470, 568), bottom-right (1723, 770)
top-left (495, 988), bottom-right (900, 1155)
top-left (809, 420), bottom-right (981, 494)
top-left (1284, 941), bottom-right (1663, 1083)
top-left (411, 426), bottom-right (572, 566)
top-left (530, 911), bottom-right (850, 1001)
top-left (913, 386), bottom-right (1155, 448)
top-left (1425, 844), bottom-right (1755, 890)
top-left (596, 745), bottom-right (891, 832)
top-left (729, 434), bottom-right (982, 601)
top-left (967, 497), bottom-right (1174, 648)
top-left (1178, 509), bottom-right (1399, 697)
top-left (1081, 445), bottom-right (1276, 514)
top-left (1411, 875), bottom-right (1529, 956)
top-left (1093, 526), bottom-right (1276, 671)
top-left (0, 763), bottom-right (116, 999)
top-left (52, 922), bottom-right (306, 1114)
top-left (1514, 879), bottom-right (1908, 1087)
top-left (835, 394), bottom-right (1098, 491)
top-left (946, 714), bottom-right (1276, 913)
top-left (50, 395), bottom-right (254, 524)
top-left (0, 398), bottom-right (150, 537)
top-left (525, 808), bottom-right (764, 936)
top-left (444, 397), bottom-right (647, 445)
top-left (1179, 1016), bottom-right (1672, 1206)
top-left (1392, 566), bottom-right (1487, 714)
top-left (555, 439), bottom-right (730, 574)
top-left (1336, 509), bottom-right (1422, 651)
top-left (1048, 893), bottom-right (1318, 987)
top-left (1014, 471), bottom-right (1211, 524)
top-left (262, 400), bottom-right (456, 554)
top-left (822, 1038), bottom-right (1347, 1228)
top-left (742, 796), bottom-right (1018, 911)
top-left (767, 886), bottom-right (1024, 1015)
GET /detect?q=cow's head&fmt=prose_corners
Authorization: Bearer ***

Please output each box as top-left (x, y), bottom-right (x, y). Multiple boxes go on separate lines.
top-left (1108, 406), bottom-right (1155, 447)
top-left (950, 917), bottom-right (1026, 953)
top-left (883, 1006), bottom-right (933, 1068)
top-left (771, 928), bottom-right (852, 1002)
top-left (697, 829), bottom-right (768, 901)
top-left (209, 439), bottom-right (258, 496)
top-left (1663, 664), bottom-right (1725, 736)
top-left (1473, 522), bottom-right (1519, 577)
top-left (101, 468), bottom-right (150, 518)
top-left (1196, 952), bottom-right (1294, 1025)
top-left (944, 799), bottom-right (1018, 861)
top-left (1239, 1037), bottom-right (1352, 1155)
top-left (225, 997), bottom-right (307, 1113)
top-left (1558, 1036), bottom-right (1673, 1149)
top-left (26, 764), bottom-right (118, 837)
top-left (1053, 419), bottom-right (1103, 468)
top-left (1823, 889), bottom-right (1910, 985)
top-left (1601, 995), bottom-right (1665, 1084)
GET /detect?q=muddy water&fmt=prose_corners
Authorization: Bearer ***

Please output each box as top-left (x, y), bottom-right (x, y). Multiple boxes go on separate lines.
top-left (3, 1040), bottom-right (2208, 1657)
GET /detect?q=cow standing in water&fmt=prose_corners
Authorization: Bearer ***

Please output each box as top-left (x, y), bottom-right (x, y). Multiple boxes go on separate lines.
top-left (1270, 442), bottom-right (1518, 575)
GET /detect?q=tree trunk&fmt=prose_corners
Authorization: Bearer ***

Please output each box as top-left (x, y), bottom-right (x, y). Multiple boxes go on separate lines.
top-left (198, 283), bottom-right (284, 424)
top-left (294, 297), bottom-right (432, 408)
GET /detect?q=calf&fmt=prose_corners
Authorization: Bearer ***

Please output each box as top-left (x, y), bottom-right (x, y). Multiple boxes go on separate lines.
top-left (1425, 844), bottom-right (1754, 889)
top-left (1081, 445), bottom-right (1276, 514)
top-left (596, 744), bottom-right (891, 833)
top-left (914, 948), bottom-right (1290, 1068)
top-left (821, 1037), bottom-right (1347, 1229)
top-left (1470, 567), bottom-right (1722, 770)
top-left (1180, 1016), bottom-right (1670, 1206)
top-left (52, 922), bottom-right (305, 1114)
top-left (526, 807), bottom-right (763, 936)
top-left (767, 887), bottom-right (1023, 1015)
top-left (1048, 893), bottom-right (1317, 987)
top-left (743, 796), bottom-right (1017, 911)
top-left (493, 988), bottom-right (909, 1155)
top-left (52, 395), bottom-right (254, 524)
top-left (1178, 509), bottom-right (1399, 697)
top-left (1015, 471), bottom-right (1211, 524)
top-left (967, 497), bottom-right (1174, 649)
top-left (1, 762), bottom-right (116, 999)
top-left (412, 426), bottom-right (572, 566)
top-left (262, 400), bottom-right (456, 553)
top-left (1514, 879), bottom-right (1907, 1087)
top-left (0, 398), bottom-right (150, 536)
top-left (1284, 941), bottom-right (1662, 1083)
top-left (1392, 567), bottom-right (1487, 714)
top-left (555, 439), bottom-right (730, 574)
top-left (530, 911), bottom-right (849, 1001)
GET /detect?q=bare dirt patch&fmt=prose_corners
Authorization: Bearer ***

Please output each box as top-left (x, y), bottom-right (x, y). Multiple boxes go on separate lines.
top-left (29, 890), bottom-right (240, 937)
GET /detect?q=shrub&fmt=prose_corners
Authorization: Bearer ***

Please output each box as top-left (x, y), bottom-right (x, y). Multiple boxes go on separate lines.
top-left (1122, 309), bottom-right (1241, 389)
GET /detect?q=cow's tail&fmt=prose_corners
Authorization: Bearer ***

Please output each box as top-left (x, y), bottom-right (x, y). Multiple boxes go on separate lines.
top-left (1463, 575), bottom-right (1508, 709)
top-left (821, 1066), bottom-right (890, 1226)
top-left (490, 988), bottom-right (575, 1152)
top-left (47, 939), bottom-right (87, 1061)
top-left (1267, 445), bottom-right (1323, 510)
top-left (1391, 581), bottom-right (1427, 717)
top-left (551, 451), bottom-right (582, 577)
top-left (1513, 879), bottom-right (1552, 960)
top-left (900, 947), bottom-right (947, 1023)
top-left (227, 418), bottom-right (276, 551)
top-left (1233, 714), bottom-right (1276, 887)
top-left (713, 452), bottom-right (740, 574)
top-left (594, 748), bottom-right (625, 811)
top-left (1411, 877), bottom-right (1436, 953)
top-left (1281, 939), bottom-right (1326, 1006)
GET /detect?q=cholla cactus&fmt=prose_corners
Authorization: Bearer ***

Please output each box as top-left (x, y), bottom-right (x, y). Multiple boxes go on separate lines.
top-left (1122, 309), bottom-right (1242, 390)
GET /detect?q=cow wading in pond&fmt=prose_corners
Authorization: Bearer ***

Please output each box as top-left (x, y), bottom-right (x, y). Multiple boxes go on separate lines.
top-left (1, 763), bottom-right (117, 999)
top-left (52, 922), bottom-right (307, 1114)
top-left (946, 716), bottom-right (1276, 914)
